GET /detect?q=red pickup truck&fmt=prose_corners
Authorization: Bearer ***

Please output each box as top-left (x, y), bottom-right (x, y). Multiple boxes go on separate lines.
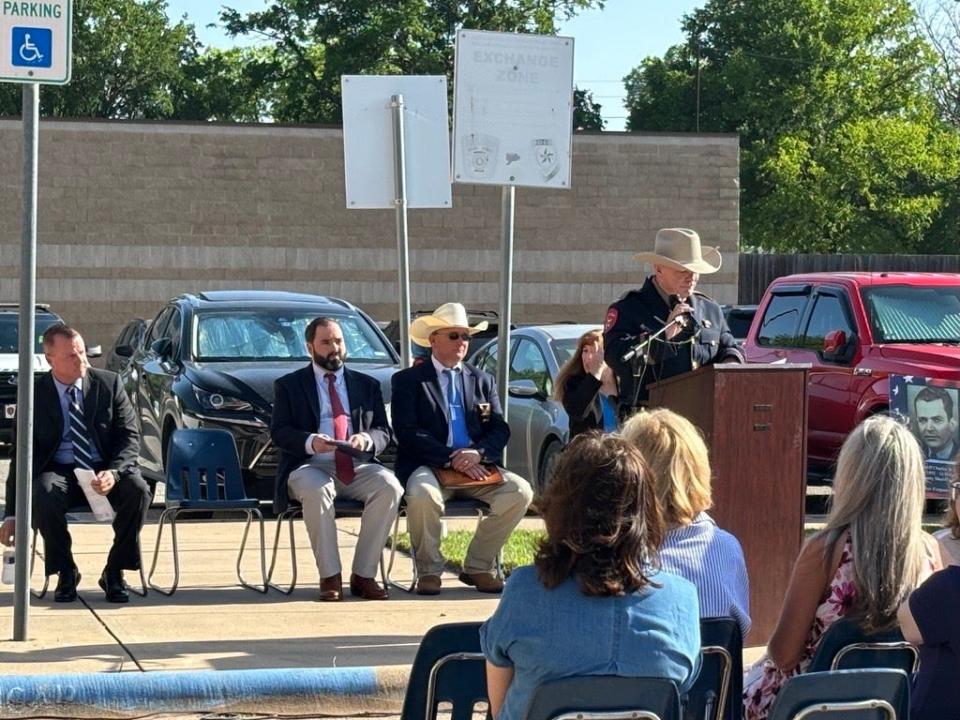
top-left (742, 272), bottom-right (960, 480)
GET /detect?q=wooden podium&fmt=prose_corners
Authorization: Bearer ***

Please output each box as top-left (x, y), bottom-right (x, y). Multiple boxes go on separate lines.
top-left (647, 363), bottom-right (809, 646)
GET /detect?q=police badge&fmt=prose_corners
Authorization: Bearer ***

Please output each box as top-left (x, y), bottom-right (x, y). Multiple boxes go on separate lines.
top-left (531, 138), bottom-right (560, 182)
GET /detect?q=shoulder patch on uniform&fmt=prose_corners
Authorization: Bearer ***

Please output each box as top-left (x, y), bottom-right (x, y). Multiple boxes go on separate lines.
top-left (604, 307), bottom-right (619, 332)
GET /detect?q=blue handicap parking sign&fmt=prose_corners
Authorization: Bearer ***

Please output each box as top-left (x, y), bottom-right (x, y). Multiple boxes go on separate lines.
top-left (12, 27), bottom-right (53, 69)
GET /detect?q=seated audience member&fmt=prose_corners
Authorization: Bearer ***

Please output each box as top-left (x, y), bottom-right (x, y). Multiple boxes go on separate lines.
top-left (480, 433), bottom-right (701, 720)
top-left (271, 317), bottom-right (402, 601)
top-left (553, 329), bottom-right (619, 438)
top-left (391, 303), bottom-right (533, 596)
top-left (743, 415), bottom-right (942, 720)
top-left (622, 408), bottom-right (750, 637)
top-left (934, 474), bottom-right (960, 566)
top-left (897, 563), bottom-right (960, 719)
top-left (0, 324), bottom-right (152, 603)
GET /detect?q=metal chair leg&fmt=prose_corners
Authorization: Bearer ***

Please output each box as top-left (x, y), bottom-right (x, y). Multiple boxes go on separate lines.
top-left (386, 510), bottom-right (416, 593)
top-left (29, 528), bottom-right (51, 599)
top-left (236, 509), bottom-right (268, 593)
top-left (147, 509), bottom-right (180, 596)
top-left (265, 510), bottom-right (299, 594)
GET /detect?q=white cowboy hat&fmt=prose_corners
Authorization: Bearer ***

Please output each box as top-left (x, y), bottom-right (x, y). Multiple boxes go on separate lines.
top-left (634, 228), bottom-right (722, 274)
top-left (410, 303), bottom-right (489, 347)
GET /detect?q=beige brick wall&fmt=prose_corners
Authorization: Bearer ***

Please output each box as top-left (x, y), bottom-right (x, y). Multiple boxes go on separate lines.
top-left (0, 120), bottom-right (739, 349)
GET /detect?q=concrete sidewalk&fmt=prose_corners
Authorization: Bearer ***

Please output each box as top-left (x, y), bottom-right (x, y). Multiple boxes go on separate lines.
top-left (0, 514), bottom-right (509, 677)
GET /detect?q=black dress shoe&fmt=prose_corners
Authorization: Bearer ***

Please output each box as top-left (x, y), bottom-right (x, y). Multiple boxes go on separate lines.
top-left (98, 568), bottom-right (130, 604)
top-left (54, 567), bottom-right (80, 603)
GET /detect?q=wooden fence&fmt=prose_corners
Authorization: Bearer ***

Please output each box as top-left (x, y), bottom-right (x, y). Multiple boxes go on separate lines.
top-left (738, 254), bottom-right (960, 304)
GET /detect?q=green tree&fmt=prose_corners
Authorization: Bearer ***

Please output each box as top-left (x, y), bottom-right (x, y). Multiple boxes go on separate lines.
top-left (219, 0), bottom-right (603, 124)
top-left (0, 0), bottom-right (196, 118)
top-left (573, 88), bottom-right (604, 131)
top-left (624, 0), bottom-right (960, 253)
top-left (171, 46), bottom-right (272, 122)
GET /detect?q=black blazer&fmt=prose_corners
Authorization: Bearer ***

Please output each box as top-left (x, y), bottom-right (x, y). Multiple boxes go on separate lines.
top-left (270, 364), bottom-right (393, 513)
top-left (561, 373), bottom-right (618, 439)
top-left (4, 368), bottom-right (140, 515)
top-left (390, 360), bottom-right (510, 484)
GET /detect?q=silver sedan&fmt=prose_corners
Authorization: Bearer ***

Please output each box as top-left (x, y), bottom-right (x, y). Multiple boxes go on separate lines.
top-left (468, 324), bottom-right (600, 495)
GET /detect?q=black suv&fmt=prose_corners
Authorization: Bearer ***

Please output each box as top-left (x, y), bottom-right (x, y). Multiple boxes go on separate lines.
top-left (123, 291), bottom-right (399, 500)
top-left (0, 304), bottom-right (65, 445)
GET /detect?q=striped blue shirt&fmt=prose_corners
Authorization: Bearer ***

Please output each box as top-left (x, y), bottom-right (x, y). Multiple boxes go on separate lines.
top-left (659, 512), bottom-right (751, 638)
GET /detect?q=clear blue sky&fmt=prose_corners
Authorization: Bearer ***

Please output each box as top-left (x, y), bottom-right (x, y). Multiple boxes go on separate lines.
top-left (165, 1), bottom-right (703, 131)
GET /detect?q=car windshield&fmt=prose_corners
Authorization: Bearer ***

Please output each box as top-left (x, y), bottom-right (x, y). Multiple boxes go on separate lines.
top-left (192, 310), bottom-right (394, 363)
top-left (0, 314), bottom-right (61, 354)
top-left (862, 285), bottom-right (960, 343)
top-left (550, 338), bottom-right (579, 365)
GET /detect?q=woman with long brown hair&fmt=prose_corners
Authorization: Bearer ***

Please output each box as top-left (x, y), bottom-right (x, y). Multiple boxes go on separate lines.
top-left (554, 329), bottom-right (619, 438)
top-left (934, 470), bottom-right (960, 565)
top-left (480, 433), bottom-right (700, 720)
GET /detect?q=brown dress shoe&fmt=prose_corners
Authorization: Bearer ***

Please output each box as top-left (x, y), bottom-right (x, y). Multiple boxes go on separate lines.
top-left (350, 574), bottom-right (388, 600)
top-left (415, 574), bottom-right (442, 596)
top-left (318, 573), bottom-right (342, 601)
top-left (458, 571), bottom-right (504, 594)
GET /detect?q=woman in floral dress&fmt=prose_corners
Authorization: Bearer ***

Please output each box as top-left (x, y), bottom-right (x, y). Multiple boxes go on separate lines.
top-left (743, 416), bottom-right (943, 719)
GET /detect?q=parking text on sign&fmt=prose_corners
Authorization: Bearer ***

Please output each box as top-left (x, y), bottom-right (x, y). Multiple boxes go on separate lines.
top-left (2, 3), bottom-right (62, 16)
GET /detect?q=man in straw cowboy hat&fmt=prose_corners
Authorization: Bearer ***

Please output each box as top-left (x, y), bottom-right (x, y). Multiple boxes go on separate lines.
top-left (604, 228), bottom-right (743, 416)
top-left (391, 303), bottom-right (533, 595)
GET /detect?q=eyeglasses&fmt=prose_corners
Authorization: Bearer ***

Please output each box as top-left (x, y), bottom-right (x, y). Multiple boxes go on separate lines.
top-left (434, 331), bottom-right (471, 341)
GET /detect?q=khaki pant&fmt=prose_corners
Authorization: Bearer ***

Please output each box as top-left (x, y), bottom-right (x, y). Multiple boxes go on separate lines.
top-left (403, 466), bottom-right (533, 576)
top-left (287, 459), bottom-right (403, 579)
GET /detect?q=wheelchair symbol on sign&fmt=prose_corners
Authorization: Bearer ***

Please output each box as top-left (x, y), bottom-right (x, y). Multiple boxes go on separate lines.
top-left (19, 34), bottom-right (44, 64)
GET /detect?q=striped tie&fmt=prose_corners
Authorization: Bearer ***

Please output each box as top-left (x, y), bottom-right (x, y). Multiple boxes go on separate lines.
top-left (67, 386), bottom-right (94, 470)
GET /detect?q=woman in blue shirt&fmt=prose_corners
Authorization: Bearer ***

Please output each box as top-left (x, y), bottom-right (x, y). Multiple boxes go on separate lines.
top-left (623, 408), bottom-right (751, 638)
top-left (480, 433), bottom-right (701, 720)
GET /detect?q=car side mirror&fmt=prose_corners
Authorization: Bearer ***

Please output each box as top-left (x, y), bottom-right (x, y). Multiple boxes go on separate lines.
top-left (509, 379), bottom-right (543, 399)
top-left (115, 344), bottom-right (133, 358)
top-left (86, 345), bottom-right (102, 359)
top-left (823, 330), bottom-right (854, 362)
top-left (151, 337), bottom-right (172, 359)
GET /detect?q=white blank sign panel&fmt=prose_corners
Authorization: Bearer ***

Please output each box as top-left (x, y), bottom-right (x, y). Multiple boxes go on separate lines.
top-left (342, 75), bottom-right (452, 209)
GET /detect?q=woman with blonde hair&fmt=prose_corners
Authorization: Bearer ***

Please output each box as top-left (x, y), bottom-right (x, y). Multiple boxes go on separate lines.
top-left (622, 408), bottom-right (750, 637)
top-left (743, 415), bottom-right (943, 719)
top-left (554, 329), bottom-right (619, 439)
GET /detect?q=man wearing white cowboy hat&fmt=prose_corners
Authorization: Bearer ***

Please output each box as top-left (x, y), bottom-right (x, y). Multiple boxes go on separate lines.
top-left (391, 302), bottom-right (533, 595)
top-left (604, 228), bottom-right (743, 416)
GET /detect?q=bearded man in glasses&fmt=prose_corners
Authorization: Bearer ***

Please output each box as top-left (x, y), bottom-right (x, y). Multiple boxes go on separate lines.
top-left (391, 303), bottom-right (533, 596)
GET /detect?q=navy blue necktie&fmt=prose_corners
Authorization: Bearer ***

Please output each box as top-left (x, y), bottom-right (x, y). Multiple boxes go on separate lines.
top-left (67, 386), bottom-right (94, 470)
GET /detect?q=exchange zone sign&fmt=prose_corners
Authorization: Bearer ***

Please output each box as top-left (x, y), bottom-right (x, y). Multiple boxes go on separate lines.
top-left (0, 0), bottom-right (72, 84)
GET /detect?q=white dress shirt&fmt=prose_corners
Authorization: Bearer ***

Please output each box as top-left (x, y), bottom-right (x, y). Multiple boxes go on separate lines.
top-left (432, 355), bottom-right (466, 447)
top-left (304, 364), bottom-right (372, 456)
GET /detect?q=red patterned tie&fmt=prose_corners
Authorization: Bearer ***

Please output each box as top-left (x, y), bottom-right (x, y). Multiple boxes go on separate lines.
top-left (325, 372), bottom-right (355, 483)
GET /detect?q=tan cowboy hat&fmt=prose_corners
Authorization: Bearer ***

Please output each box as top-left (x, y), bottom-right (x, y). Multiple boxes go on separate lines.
top-left (410, 302), bottom-right (489, 347)
top-left (634, 228), bottom-right (722, 274)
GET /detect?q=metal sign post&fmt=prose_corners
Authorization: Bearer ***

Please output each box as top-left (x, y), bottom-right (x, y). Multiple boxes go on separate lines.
top-left (341, 75), bottom-right (452, 370)
top-left (12, 82), bottom-right (39, 641)
top-left (390, 94), bottom-right (412, 370)
top-left (452, 30), bottom-right (575, 418)
top-left (2, 0), bottom-right (73, 641)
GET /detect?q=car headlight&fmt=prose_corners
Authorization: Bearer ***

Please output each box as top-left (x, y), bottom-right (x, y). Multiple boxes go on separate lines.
top-left (193, 386), bottom-right (253, 412)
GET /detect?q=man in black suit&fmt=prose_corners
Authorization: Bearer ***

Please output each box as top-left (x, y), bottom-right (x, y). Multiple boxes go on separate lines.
top-left (272, 317), bottom-right (402, 601)
top-left (0, 324), bottom-right (151, 603)
top-left (391, 303), bottom-right (533, 596)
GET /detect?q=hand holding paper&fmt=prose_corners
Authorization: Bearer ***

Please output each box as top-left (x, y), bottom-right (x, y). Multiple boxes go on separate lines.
top-left (75, 469), bottom-right (116, 523)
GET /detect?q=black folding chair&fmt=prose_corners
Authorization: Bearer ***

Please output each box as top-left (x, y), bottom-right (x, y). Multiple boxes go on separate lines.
top-left (30, 506), bottom-right (147, 599)
top-left (768, 669), bottom-right (909, 720)
top-left (266, 497), bottom-right (387, 594)
top-left (387, 498), bottom-right (503, 592)
top-left (400, 621), bottom-right (488, 720)
top-left (809, 617), bottom-right (919, 674)
top-left (684, 617), bottom-right (743, 720)
top-left (147, 428), bottom-right (267, 595)
top-left (525, 676), bottom-right (682, 720)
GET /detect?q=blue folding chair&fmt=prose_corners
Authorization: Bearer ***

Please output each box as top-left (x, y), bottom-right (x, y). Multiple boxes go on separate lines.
top-left (809, 617), bottom-right (919, 674)
top-left (685, 617), bottom-right (743, 720)
top-left (266, 497), bottom-right (388, 594)
top-left (147, 428), bottom-right (267, 595)
top-left (400, 621), bottom-right (487, 720)
top-left (387, 498), bottom-right (504, 592)
top-left (768, 669), bottom-right (910, 720)
top-left (525, 676), bottom-right (682, 720)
